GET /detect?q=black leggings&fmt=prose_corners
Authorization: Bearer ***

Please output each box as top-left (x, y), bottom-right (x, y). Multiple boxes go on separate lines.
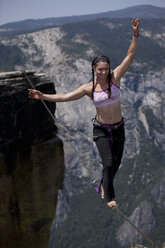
top-left (93, 121), bottom-right (125, 202)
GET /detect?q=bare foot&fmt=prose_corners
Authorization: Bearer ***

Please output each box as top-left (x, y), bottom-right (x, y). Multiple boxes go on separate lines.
top-left (107, 200), bottom-right (117, 208)
top-left (101, 185), bottom-right (104, 199)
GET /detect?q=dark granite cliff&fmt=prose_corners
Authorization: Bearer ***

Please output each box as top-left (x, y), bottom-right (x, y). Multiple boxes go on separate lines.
top-left (0, 71), bottom-right (65, 248)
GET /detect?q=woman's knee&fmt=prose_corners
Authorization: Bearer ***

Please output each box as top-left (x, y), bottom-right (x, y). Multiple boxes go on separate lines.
top-left (103, 156), bottom-right (113, 169)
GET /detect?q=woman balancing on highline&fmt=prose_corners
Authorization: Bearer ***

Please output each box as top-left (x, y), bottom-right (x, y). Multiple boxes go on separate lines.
top-left (28, 18), bottom-right (140, 208)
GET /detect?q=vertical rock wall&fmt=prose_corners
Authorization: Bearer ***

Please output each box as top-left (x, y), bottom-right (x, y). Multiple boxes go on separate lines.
top-left (0, 71), bottom-right (65, 248)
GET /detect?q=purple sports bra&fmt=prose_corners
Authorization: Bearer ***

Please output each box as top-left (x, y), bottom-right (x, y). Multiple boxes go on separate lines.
top-left (93, 81), bottom-right (120, 108)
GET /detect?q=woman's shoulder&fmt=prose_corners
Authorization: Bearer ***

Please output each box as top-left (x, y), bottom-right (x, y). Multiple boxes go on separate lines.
top-left (82, 81), bottom-right (93, 97)
top-left (83, 81), bottom-right (93, 90)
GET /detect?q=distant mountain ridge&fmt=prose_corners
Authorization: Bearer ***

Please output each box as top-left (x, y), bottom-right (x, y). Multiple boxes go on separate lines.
top-left (0, 5), bottom-right (165, 36)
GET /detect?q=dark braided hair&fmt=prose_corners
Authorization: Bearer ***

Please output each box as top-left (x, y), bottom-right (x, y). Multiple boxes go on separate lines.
top-left (92, 55), bottom-right (111, 99)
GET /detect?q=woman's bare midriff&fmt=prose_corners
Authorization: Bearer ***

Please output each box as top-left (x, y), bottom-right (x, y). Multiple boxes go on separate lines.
top-left (96, 101), bottom-right (122, 124)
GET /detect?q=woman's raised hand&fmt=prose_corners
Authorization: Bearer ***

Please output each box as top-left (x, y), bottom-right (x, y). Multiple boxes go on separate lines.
top-left (132, 18), bottom-right (140, 35)
top-left (28, 89), bottom-right (43, 100)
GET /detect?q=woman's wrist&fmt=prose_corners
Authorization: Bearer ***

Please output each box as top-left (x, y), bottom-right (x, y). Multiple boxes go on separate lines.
top-left (133, 33), bottom-right (139, 37)
top-left (42, 94), bottom-right (46, 100)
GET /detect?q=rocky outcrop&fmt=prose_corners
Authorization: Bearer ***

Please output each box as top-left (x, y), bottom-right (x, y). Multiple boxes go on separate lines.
top-left (0, 71), bottom-right (65, 248)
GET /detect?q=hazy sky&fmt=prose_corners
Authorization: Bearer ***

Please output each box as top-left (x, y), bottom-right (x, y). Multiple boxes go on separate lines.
top-left (0, 0), bottom-right (165, 25)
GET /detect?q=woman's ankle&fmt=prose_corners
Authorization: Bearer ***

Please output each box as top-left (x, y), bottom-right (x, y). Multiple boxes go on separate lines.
top-left (101, 185), bottom-right (104, 199)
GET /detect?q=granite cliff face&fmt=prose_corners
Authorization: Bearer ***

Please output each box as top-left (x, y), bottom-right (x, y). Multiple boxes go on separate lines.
top-left (116, 201), bottom-right (156, 246)
top-left (0, 20), bottom-right (165, 247)
top-left (0, 71), bottom-right (65, 248)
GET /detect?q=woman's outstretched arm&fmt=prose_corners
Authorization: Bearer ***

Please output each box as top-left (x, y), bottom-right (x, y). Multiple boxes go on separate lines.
top-left (113, 18), bottom-right (140, 83)
top-left (28, 82), bottom-right (92, 102)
